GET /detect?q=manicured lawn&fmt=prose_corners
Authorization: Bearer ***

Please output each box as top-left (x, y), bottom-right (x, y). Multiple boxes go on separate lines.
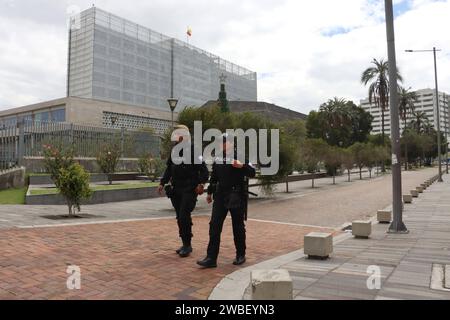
top-left (29, 182), bottom-right (159, 196)
top-left (0, 187), bottom-right (27, 204)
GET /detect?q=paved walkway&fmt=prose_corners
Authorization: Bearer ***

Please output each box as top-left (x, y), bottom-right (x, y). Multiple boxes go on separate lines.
top-left (0, 168), bottom-right (435, 229)
top-left (0, 167), bottom-right (443, 300)
top-left (0, 216), bottom-right (334, 299)
top-left (211, 172), bottom-right (450, 300)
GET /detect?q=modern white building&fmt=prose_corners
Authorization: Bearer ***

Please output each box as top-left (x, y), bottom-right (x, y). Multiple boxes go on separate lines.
top-left (68, 7), bottom-right (257, 112)
top-left (360, 88), bottom-right (450, 139)
top-left (0, 6), bottom-right (258, 135)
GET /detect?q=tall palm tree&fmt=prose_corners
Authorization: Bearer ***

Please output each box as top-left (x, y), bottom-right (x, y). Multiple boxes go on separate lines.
top-left (319, 97), bottom-right (349, 129)
top-left (361, 58), bottom-right (402, 172)
top-left (398, 87), bottom-right (418, 170)
top-left (361, 58), bottom-right (403, 147)
top-left (398, 87), bottom-right (418, 131)
top-left (410, 110), bottom-right (429, 134)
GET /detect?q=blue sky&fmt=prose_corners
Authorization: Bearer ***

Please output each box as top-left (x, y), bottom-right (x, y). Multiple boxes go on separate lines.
top-left (0, 0), bottom-right (449, 113)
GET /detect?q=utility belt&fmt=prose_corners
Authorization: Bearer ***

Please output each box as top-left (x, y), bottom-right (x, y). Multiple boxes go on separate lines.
top-left (218, 184), bottom-right (244, 194)
top-left (208, 183), bottom-right (244, 195)
top-left (164, 179), bottom-right (196, 198)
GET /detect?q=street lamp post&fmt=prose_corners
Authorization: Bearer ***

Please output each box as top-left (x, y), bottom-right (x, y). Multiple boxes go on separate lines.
top-left (385, 0), bottom-right (408, 233)
top-left (445, 93), bottom-right (449, 174)
top-left (405, 48), bottom-right (443, 182)
top-left (167, 98), bottom-right (178, 129)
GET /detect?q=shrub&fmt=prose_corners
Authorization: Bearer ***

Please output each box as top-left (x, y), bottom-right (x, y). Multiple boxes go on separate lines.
top-left (58, 163), bottom-right (92, 216)
top-left (138, 154), bottom-right (165, 182)
top-left (42, 144), bottom-right (75, 182)
top-left (96, 143), bottom-right (121, 185)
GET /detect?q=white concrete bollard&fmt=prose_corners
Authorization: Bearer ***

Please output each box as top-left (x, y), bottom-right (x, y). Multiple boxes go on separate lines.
top-left (352, 220), bottom-right (372, 238)
top-left (410, 189), bottom-right (419, 197)
top-left (304, 232), bottom-right (333, 259)
top-left (377, 210), bottom-right (391, 223)
top-left (251, 269), bottom-right (293, 300)
top-left (403, 194), bottom-right (413, 203)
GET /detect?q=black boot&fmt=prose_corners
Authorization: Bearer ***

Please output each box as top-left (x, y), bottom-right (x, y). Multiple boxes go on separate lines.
top-left (178, 239), bottom-right (192, 257)
top-left (178, 245), bottom-right (192, 257)
top-left (175, 246), bottom-right (184, 254)
top-left (233, 255), bottom-right (246, 265)
top-left (196, 256), bottom-right (217, 268)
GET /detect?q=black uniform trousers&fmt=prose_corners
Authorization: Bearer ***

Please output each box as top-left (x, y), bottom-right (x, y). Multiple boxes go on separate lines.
top-left (170, 187), bottom-right (197, 244)
top-left (207, 193), bottom-right (246, 260)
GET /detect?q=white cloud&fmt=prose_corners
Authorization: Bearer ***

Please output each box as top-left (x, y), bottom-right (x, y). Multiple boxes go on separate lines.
top-left (0, 0), bottom-right (449, 114)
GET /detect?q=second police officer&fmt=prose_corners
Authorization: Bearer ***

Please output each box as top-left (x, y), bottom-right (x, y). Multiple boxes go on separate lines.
top-left (197, 133), bottom-right (256, 268)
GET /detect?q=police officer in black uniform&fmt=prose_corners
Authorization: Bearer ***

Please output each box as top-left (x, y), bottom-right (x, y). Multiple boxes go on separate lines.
top-left (197, 134), bottom-right (256, 268)
top-left (158, 125), bottom-right (209, 257)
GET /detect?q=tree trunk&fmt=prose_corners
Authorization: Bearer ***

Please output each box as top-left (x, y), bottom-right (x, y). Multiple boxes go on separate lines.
top-left (381, 108), bottom-right (386, 173)
top-left (311, 172), bottom-right (315, 188)
top-left (333, 170), bottom-right (336, 185)
top-left (369, 169), bottom-right (372, 178)
top-left (404, 118), bottom-right (408, 171)
top-left (347, 169), bottom-right (351, 182)
top-left (359, 167), bottom-right (362, 180)
top-left (405, 142), bottom-right (408, 171)
top-left (68, 203), bottom-right (73, 216)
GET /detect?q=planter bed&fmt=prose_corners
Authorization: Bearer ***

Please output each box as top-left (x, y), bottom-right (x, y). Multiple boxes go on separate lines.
top-left (26, 185), bottom-right (162, 205)
top-left (29, 172), bottom-right (144, 185)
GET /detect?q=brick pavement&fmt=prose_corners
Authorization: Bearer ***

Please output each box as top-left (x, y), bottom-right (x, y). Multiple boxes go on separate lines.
top-left (0, 216), bottom-right (336, 300)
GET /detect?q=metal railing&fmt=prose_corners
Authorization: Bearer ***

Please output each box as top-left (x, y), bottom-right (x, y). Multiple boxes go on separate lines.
top-left (0, 120), bottom-right (160, 171)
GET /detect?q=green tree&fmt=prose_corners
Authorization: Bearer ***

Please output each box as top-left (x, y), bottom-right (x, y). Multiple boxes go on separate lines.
top-left (362, 143), bottom-right (377, 178)
top-left (175, 104), bottom-right (299, 194)
top-left (96, 142), bottom-right (121, 185)
top-left (42, 144), bottom-right (75, 182)
top-left (138, 153), bottom-right (165, 182)
top-left (341, 148), bottom-right (354, 182)
top-left (58, 163), bottom-right (93, 216)
top-left (349, 142), bottom-right (367, 180)
top-left (306, 98), bottom-right (373, 147)
top-left (324, 145), bottom-right (343, 185)
top-left (300, 138), bottom-right (328, 188)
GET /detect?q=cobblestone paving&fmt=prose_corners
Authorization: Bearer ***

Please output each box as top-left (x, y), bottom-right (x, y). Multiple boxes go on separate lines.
top-left (0, 216), bottom-right (335, 299)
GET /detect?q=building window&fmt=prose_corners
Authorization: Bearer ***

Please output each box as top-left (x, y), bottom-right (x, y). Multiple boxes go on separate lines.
top-left (102, 111), bottom-right (171, 135)
top-left (51, 109), bottom-right (66, 122)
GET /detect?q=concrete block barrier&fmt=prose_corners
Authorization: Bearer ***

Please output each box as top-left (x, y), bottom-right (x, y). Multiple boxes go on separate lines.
top-left (251, 269), bottom-right (293, 300)
top-left (304, 232), bottom-right (333, 259)
top-left (403, 194), bottom-right (413, 203)
top-left (352, 220), bottom-right (372, 238)
top-left (377, 210), bottom-right (391, 223)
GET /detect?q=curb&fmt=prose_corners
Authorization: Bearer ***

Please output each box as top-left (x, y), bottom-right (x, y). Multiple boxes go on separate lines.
top-left (208, 203), bottom-right (394, 300)
top-left (208, 230), bottom-right (351, 300)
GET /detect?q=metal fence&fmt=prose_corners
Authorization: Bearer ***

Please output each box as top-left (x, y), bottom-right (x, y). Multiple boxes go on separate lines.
top-left (0, 120), bottom-right (160, 171)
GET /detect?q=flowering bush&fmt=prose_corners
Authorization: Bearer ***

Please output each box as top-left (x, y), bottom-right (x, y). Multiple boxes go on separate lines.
top-left (42, 144), bottom-right (75, 183)
top-left (96, 143), bottom-right (121, 185)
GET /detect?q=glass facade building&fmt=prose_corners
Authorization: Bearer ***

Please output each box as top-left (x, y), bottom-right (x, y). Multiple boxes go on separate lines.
top-left (68, 7), bottom-right (257, 112)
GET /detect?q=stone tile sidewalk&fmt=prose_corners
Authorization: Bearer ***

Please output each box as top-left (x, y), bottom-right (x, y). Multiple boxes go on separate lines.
top-left (0, 215), bottom-right (336, 299)
top-left (210, 173), bottom-right (450, 300)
